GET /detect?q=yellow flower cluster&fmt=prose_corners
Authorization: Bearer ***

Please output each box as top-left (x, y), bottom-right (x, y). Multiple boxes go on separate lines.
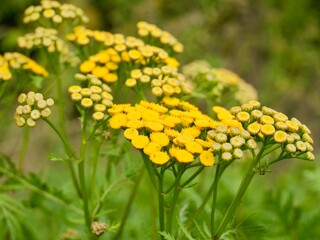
top-left (126, 65), bottom-right (192, 97)
top-left (108, 97), bottom-right (227, 166)
top-left (79, 49), bottom-right (121, 83)
top-left (207, 124), bottom-right (257, 161)
top-left (223, 100), bottom-right (315, 160)
top-left (69, 74), bottom-right (113, 121)
top-left (68, 26), bottom-right (179, 66)
top-left (0, 52), bottom-right (48, 80)
top-left (67, 26), bottom-right (143, 49)
top-left (211, 68), bottom-right (258, 103)
top-left (182, 60), bottom-right (257, 104)
top-left (23, 0), bottom-right (88, 25)
top-left (137, 21), bottom-right (184, 54)
top-left (14, 91), bottom-right (54, 127)
top-left (17, 27), bottom-right (66, 53)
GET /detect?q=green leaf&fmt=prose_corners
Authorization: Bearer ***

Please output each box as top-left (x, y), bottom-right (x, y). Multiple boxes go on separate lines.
top-left (159, 231), bottom-right (176, 240)
top-left (48, 152), bottom-right (68, 162)
top-left (30, 75), bottom-right (45, 89)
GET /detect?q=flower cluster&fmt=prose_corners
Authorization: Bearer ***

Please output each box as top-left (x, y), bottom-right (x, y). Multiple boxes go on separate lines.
top-left (68, 74), bottom-right (113, 121)
top-left (137, 21), bottom-right (184, 54)
top-left (17, 27), bottom-right (66, 53)
top-left (91, 221), bottom-right (107, 237)
top-left (127, 65), bottom-right (192, 98)
top-left (215, 100), bottom-right (314, 160)
top-left (23, 0), bottom-right (88, 26)
top-left (67, 26), bottom-right (143, 50)
top-left (79, 49), bottom-right (121, 83)
top-left (182, 60), bottom-right (257, 104)
top-left (14, 91), bottom-right (54, 127)
top-left (0, 52), bottom-right (48, 80)
top-left (108, 97), bottom-right (234, 166)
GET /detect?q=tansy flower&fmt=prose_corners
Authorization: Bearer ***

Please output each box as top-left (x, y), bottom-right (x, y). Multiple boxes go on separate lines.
top-left (150, 132), bottom-right (170, 147)
top-left (109, 113), bottom-right (127, 129)
top-left (174, 149), bottom-right (194, 163)
top-left (199, 151), bottom-right (215, 166)
top-left (150, 151), bottom-right (170, 165)
top-left (124, 128), bottom-right (139, 140)
top-left (260, 124), bottom-right (275, 136)
top-left (143, 142), bottom-right (162, 155)
top-left (274, 130), bottom-right (287, 143)
top-left (185, 141), bottom-right (203, 154)
top-left (131, 135), bottom-right (149, 149)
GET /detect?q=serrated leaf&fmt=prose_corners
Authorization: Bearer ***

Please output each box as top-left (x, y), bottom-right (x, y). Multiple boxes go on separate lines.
top-left (159, 231), bottom-right (176, 240)
top-left (177, 216), bottom-right (195, 240)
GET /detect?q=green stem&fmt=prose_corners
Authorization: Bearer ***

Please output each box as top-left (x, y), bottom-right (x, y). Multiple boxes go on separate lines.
top-left (17, 127), bottom-right (30, 174)
top-left (78, 115), bottom-right (92, 237)
top-left (180, 165), bottom-right (205, 188)
top-left (90, 138), bottom-right (103, 206)
top-left (44, 118), bottom-right (82, 197)
top-left (113, 167), bottom-right (144, 240)
top-left (214, 147), bottom-right (265, 239)
top-left (158, 170), bottom-right (165, 240)
top-left (210, 163), bottom-right (221, 236)
top-left (141, 152), bottom-right (159, 190)
top-left (165, 166), bottom-right (185, 234)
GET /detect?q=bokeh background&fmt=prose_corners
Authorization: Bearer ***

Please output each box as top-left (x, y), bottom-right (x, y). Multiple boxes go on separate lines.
top-left (1, 1), bottom-right (320, 239)
top-left (1, 0), bottom-right (319, 148)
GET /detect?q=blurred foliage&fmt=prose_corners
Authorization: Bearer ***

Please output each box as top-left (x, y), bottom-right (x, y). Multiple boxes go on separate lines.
top-left (0, 0), bottom-right (319, 239)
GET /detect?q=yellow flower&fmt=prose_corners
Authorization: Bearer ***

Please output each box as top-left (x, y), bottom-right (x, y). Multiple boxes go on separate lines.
top-left (260, 115), bottom-right (274, 125)
top-left (126, 120), bottom-right (144, 129)
top-left (106, 62), bottom-right (118, 71)
top-left (162, 97), bottom-right (180, 108)
top-left (80, 60), bottom-right (96, 73)
top-left (109, 113), bottom-right (127, 129)
top-left (149, 151), bottom-right (170, 165)
top-left (103, 73), bottom-right (118, 83)
top-left (145, 121), bottom-right (164, 132)
top-left (152, 87), bottom-right (163, 97)
top-left (131, 135), bottom-right (149, 149)
top-left (181, 127), bottom-right (201, 138)
top-left (286, 120), bottom-right (299, 132)
top-left (174, 149), bottom-right (194, 163)
top-left (128, 49), bottom-right (142, 60)
top-left (247, 122), bottom-right (260, 135)
top-left (273, 112), bottom-right (288, 122)
top-left (260, 124), bottom-right (275, 136)
top-left (125, 78), bottom-right (137, 87)
top-left (43, 8), bottom-right (55, 18)
top-left (274, 130), bottom-right (286, 143)
top-left (164, 128), bottom-right (180, 138)
top-left (236, 111), bottom-right (250, 122)
top-left (165, 57), bottom-right (180, 68)
top-left (81, 98), bottom-right (93, 108)
top-left (131, 69), bottom-right (143, 79)
top-left (92, 66), bottom-right (109, 78)
top-left (143, 142), bottom-right (162, 155)
top-left (199, 151), bottom-right (215, 166)
top-left (174, 133), bottom-right (194, 146)
top-left (185, 141), bottom-right (203, 154)
top-left (162, 84), bottom-right (174, 95)
top-left (150, 132), bottom-right (170, 147)
top-left (92, 112), bottom-right (105, 121)
top-left (124, 128), bottom-right (139, 140)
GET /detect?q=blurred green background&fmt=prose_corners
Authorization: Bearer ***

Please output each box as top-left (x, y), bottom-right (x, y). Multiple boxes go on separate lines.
top-left (1, 1), bottom-right (320, 239)
top-left (1, 0), bottom-right (319, 147)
